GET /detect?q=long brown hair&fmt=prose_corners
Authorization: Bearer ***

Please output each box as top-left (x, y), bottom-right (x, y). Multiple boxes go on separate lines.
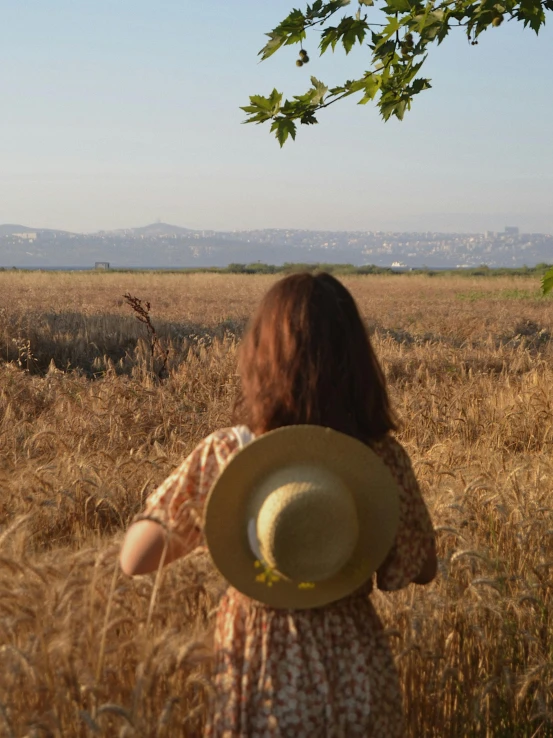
top-left (236, 272), bottom-right (397, 442)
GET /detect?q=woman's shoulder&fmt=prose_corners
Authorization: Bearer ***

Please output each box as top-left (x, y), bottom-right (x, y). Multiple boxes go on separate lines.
top-left (185, 425), bottom-right (255, 470)
top-left (369, 434), bottom-right (419, 494)
top-left (143, 426), bottom-right (255, 515)
top-left (200, 425), bottom-right (255, 452)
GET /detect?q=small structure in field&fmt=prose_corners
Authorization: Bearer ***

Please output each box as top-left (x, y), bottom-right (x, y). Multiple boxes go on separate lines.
top-left (95, 262), bottom-right (110, 270)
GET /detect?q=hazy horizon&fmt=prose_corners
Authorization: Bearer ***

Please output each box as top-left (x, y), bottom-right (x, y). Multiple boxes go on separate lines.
top-left (1, 2), bottom-right (552, 234)
top-left (2, 216), bottom-right (553, 236)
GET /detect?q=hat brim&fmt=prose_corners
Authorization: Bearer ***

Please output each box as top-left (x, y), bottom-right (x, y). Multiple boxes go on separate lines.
top-left (204, 425), bottom-right (399, 609)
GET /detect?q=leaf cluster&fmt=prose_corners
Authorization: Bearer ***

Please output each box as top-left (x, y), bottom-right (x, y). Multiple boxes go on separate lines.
top-left (542, 266), bottom-right (553, 295)
top-left (242, 0), bottom-right (552, 144)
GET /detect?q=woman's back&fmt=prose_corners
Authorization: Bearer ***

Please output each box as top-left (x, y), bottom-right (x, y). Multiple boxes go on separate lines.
top-left (140, 426), bottom-right (434, 736)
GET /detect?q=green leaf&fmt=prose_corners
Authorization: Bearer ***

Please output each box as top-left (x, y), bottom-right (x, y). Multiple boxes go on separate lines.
top-left (383, 0), bottom-right (413, 11)
top-left (542, 267), bottom-right (553, 295)
top-left (300, 111), bottom-right (319, 124)
top-left (305, 0), bottom-right (324, 17)
top-left (249, 94), bottom-right (276, 111)
top-left (357, 73), bottom-right (382, 103)
top-left (413, 8), bottom-right (447, 41)
top-left (321, 17), bottom-right (368, 54)
top-left (259, 9), bottom-right (307, 60)
top-left (382, 16), bottom-right (401, 38)
top-left (517, 0), bottom-right (547, 32)
top-left (260, 33), bottom-right (287, 60)
top-left (410, 76), bottom-right (432, 94)
top-left (240, 89), bottom-right (283, 124)
top-left (310, 76), bottom-right (329, 104)
top-left (395, 99), bottom-right (408, 119)
top-left (267, 88), bottom-right (284, 113)
top-left (373, 38), bottom-right (397, 57)
top-left (342, 27), bottom-right (358, 53)
top-left (271, 118), bottom-right (297, 147)
top-left (380, 96), bottom-right (410, 120)
top-left (320, 27), bottom-right (339, 53)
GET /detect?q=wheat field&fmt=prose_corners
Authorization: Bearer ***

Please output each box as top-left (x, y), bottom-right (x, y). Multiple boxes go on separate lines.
top-left (1, 271), bottom-right (552, 737)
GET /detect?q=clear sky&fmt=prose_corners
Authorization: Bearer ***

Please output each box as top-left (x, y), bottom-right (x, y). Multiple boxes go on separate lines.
top-left (1, 1), bottom-right (552, 233)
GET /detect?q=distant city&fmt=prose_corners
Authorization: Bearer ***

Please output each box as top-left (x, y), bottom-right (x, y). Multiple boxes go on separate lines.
top-left (0, 222), bottom-right (551, 269)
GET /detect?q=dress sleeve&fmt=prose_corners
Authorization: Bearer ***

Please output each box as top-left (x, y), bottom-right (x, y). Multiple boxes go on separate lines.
top-left (375, 438), bottom-right (435, 591)
top-left (137, 428), bottom-right (244, 550)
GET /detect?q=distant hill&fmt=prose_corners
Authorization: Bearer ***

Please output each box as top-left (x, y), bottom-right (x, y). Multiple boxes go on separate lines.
top-left (113, 222), bottom-right (194, 237)
top-left (0, 224), bottom-right (39, 237)
top-left (0, 224), bottom-right (75, 238)
top-left (1, 222), bottom-right (552, 268)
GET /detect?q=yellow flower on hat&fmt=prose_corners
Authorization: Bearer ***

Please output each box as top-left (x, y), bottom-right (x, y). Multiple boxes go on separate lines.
top-left (254, 560), bottom-right (282, 586)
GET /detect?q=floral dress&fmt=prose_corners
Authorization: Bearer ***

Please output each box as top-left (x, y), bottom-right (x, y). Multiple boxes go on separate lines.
top-left (141, 426), bottom-right (435, 737)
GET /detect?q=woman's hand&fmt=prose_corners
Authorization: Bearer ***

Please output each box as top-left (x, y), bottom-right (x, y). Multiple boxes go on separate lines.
top-left (120, 519), bottom-right (188, 576)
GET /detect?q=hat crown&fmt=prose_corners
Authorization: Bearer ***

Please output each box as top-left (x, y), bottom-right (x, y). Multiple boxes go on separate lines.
top-left (254, 466), bottom-right (359, 583)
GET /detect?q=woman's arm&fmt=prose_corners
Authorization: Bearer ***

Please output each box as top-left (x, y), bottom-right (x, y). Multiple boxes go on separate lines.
top-left (374, 438), bottom-right (437, 592)
top-left (377, 536), bottom-right (437, 590)
top-left (411, 537), bottom-right (437, 585)
top-left (120, 519), bottom-right (189, 576)
top-left (120, 429), bottom-right (246, 577)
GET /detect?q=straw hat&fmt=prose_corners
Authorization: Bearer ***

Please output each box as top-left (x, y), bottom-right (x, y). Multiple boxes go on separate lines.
top-left (204, 425), bottom-right (400, 609)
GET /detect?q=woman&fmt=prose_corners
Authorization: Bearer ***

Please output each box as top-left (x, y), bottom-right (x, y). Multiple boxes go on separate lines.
top-left (120, 272), bottom-right (437, 736)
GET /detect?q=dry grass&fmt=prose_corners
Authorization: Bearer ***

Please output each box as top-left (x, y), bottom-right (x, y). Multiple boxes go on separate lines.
top-left (1, 272), bottom-right (552, 737)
